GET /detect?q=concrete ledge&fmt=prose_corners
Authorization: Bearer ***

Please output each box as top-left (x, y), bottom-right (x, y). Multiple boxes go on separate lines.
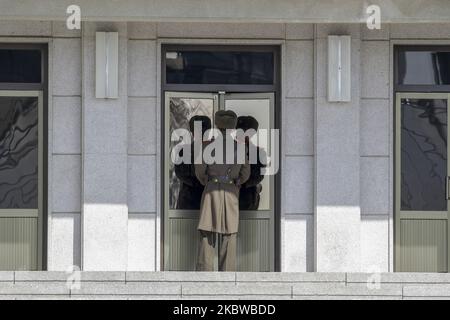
top-left (403, 284), bottom-right (450, 298)
top-left (292, 283), bottom-right (402, 298)
top-left (182, 295), bottom-right (289, 300)
top-left (79, 272), bottom-right (126, 282)
top-left (69, 294), bottom-right (182, 300)
top-left (0, 272), bottom-right (14, 282)
top-left (0, 272), bottom-right (449, 299)
top-left (293, 295), bottom-right (404, 300)
top-left (182, 283), bottom-right (292, 296)
top-left (236, 272), bottom-right (345, 283)
top-left (71, 282), bottom-right (181, 296)
top-left (347, 273), bottom-right (450, 284)
top-left (0, 283), bottom-right (69, 295)
top-left (126, 271), bottom-right (235, 282)
top-left (0, 295), bottom-right (71, 300)
top-left (14, 271), bottom-right (126, 282)
top-left (14, 272), bottom-right (68, 282)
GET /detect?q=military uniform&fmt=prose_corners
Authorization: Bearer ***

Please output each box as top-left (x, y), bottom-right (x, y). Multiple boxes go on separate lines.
top-left (174, 145), bottom-right (203, 210)
top-left (174, 116), bottom-right (211, 210)
top-left (195, 110), bottom-right (250, 271)
top-left (239, 142), bottom-right (266, 210)
top-left (236, 116), bottom-right (267, 211)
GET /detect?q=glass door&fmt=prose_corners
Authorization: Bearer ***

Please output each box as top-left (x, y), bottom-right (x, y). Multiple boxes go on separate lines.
top-left (223, 93), bottom-right (275, 271)
top-left (164, 92), bottom-right (218, 271)
top-left (395, 92), bottom-right (450, 272)
top-left (0, 91), bottom-right (43, 270)
top-left (163, 91), bottom-right (276, 271)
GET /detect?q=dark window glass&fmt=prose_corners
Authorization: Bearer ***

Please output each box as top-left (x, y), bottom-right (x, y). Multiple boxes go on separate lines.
top-left (165, 51), bottom-right (274, 85)
top-left (401, 98), bottom-right (447, 211)
top-left (0, 50), bottom-right (42, 83)
top-left (0, 97), bottom-right (38, 208)
top-left (397, 50), bottom-right (450, 85)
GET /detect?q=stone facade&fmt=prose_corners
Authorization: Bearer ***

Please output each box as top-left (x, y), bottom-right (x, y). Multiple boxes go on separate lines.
top-left (2, 20), bottom-right (450, 273)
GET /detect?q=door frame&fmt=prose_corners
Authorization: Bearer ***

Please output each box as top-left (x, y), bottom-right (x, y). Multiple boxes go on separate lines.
top-left (0, 42), bottom-right (48, 270)
top-left (223, 92), bottom-right (276, 269)
top-left (163, 91), bottom-right (219, 270)
top-left (160, 44), bottom-right (281, 271)
top-left (0, 90), bottom-right (44, 270)
top-left (163, 91), bottom-right (276, 271)
top-left (394, 92), bottom-right (450, 272)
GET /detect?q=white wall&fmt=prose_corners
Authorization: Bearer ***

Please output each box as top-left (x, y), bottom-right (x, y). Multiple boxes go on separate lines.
top-left (50, 22), bottom-right (82, 270)
top-left (8, 20), bottom-right (447, 272)
top-left (0, 21), bottom-right (84, 271)
top-left (283, 25), bottom-right (315, 272)
top-left (359, 25), bottom-right (391, 272)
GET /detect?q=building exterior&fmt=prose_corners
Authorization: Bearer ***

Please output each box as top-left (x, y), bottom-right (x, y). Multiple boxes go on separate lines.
top-left (1, 0), bottom-right (450, 287)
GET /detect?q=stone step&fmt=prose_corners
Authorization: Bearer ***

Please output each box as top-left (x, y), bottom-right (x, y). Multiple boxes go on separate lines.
top-left (0, 272), bottom-right (448, 299)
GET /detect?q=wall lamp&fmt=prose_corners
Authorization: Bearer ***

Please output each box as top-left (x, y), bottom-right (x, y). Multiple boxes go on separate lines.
top-left (95, 32), bottom-right (119, 99)
top-left (328, 35), bottom-right (351, 102)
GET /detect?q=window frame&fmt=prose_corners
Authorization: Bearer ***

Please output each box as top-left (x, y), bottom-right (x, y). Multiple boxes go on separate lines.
top-left (162, 44), bottom-right (279, 93)
top-left (0, 43), bottom-right (46, 90)
top-left (394, 92), bottom-right (450, 272)
top-left (0, 43), bottom-right (48, 270)
top-left (160, 44), bottom-right (282, 271)
top-left (394, 45), bottom-right (450, 92)
top-left (0, 91), bottom-right (44, 270)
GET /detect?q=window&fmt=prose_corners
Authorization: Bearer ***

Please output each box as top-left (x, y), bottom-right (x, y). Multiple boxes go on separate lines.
top-left (0, 49), bottom-right (42, 84)
top-left (0, 96), bottom-right (39, 209)
top-left (400, 97), bottom-right (447, 211)
top-left (165, 50), bottom-right (274, 85)
top-left (395, 46), bottom-right (450, 90)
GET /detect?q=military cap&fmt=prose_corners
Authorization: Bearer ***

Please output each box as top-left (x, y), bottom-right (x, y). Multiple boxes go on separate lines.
top-left (214, 110), bottom-right (237, 129)
top-left (189, 115), bottom-right (212, 134)
top-left (236, 116), bottom-right (259, 132)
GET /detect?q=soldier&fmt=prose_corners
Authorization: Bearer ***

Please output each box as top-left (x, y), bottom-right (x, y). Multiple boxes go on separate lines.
top-left (174, 115), bottom-right (211, 210)
top-left (195, 110), bottom-right (250, 271)
top-left (235, 116), bottom-right (267, 210)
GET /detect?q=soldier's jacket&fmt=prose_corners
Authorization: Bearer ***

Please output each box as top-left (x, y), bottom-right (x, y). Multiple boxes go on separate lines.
top-left (195, 137), bottom-right (250, 234)
top-left (239, 142), bottom-right (267, 210)
top-left (174, 143), bottom-right (204, 210)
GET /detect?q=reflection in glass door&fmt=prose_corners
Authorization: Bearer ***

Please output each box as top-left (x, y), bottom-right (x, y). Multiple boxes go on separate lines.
top-left (0, 91), bottom-right (43, 270)
top-left (395, 93), bottom-right (450, 272)
top-left (164, 92), bottom-right (218, 271)
top-left (168, 94), bottom-right (216, 211)
top-left (224, 93), bottom-right (275, 271)
top-left (164, 91), bottom-right (275, 271)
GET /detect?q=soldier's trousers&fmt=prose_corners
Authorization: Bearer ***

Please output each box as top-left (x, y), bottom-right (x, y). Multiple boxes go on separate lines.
top-left (196, 230), bottom-right (237, 271)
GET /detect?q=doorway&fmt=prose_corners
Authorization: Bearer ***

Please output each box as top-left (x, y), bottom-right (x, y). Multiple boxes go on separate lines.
top-left (0, 91), bottom-right (43, 271)
top-left (161, 44), bottom-right (280, 271)
top-left (0, 44), bottom-right (47, 271)
top-left (163, 91), bottom-right (275, 271)
top-left (395, 93), bottom-right (450, 272)
top-left (394, 45), bottom-right (450, 272)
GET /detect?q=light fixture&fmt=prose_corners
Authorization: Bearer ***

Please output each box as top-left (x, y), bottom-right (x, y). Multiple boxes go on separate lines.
top-left (95, 32), bottom-right (118, 99)
top-left (328, 35), bottom-right (351, 102)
